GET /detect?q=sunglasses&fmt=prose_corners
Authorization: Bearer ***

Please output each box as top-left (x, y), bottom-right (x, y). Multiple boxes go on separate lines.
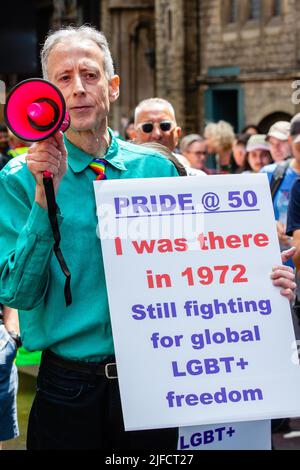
top-left (139, 121), bottom-right (173, 133)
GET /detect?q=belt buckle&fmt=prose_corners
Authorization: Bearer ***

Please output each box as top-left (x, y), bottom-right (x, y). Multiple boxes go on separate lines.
top-left (105, 362), bottom-right (117, 379)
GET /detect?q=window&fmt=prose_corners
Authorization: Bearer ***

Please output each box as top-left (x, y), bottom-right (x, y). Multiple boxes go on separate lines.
top-left (224, 0), bottom-right (238, 24)
top-left (272, 0), bottom-right (281, 16)
top-left (249, 0), bottom-right (261, 20)
top-left (228, 0), bottom-right (238, 23)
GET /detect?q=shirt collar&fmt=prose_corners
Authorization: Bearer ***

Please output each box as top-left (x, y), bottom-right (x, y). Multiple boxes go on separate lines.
top-left (65, 128), bottom-right (127, 173)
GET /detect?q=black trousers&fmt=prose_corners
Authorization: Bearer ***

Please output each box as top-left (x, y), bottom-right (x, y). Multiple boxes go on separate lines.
top-left (27, 351), bottom-right (178, 450)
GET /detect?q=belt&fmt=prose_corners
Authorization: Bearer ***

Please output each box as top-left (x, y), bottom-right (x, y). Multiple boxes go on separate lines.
top-left (43, 349), bottom-right (118, 379)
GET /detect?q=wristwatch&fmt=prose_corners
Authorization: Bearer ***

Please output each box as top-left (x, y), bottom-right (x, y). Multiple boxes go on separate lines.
top-left (7, 331), bottom-right (22, 348)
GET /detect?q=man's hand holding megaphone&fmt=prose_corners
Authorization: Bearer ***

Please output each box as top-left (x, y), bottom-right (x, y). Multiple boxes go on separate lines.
top-left (26, 132), bottom-right (68, 209)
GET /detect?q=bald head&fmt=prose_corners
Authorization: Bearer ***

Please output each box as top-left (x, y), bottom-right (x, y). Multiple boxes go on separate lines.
top-left (133, 98), bottom-right (181, 151)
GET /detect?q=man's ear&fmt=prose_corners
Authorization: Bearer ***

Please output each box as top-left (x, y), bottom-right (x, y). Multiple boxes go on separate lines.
top-left (174, 126), bottom-right (181, 147)
top-left (109, 75), bottom-right (120, 102)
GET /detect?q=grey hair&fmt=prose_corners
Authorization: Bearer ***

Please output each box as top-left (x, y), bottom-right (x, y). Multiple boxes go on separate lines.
top-left (180, 134), bottom-right (204, 153)
top-left (41, 25), bottom-right (115, 80)
top-left (204, 120), bottom-right (235, 152)
top-left (134, 98), bottom-right (176, 124)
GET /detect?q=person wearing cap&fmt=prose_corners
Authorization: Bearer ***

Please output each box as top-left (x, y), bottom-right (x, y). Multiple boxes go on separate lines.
top-left (262, 114), bottom-right (300, 255)
top-left (242, 134), bottom-right (272, 173)
top-left (266, 121), bottom-right (291, 163)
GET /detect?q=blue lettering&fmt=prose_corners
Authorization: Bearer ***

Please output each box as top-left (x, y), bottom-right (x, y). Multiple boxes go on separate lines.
top-left (204, 430), bottom-right (214, 444)
top-left (114, 197), bottom-right (129, 215)
top-left (178, 436), bottom-right (190, 449)
top-left (215, 427), bottom-right (226, 441)
top-left (131, 304), bottom-right (146, 320)
top-left (172, 361), bottom-right (186, 377)
top-left (159, 194), bottom-right (176, 212)
top-left (191, 432), bottom-right (202, 447)
top-left (178, 193), bottom-right (194, 211)
top-left (132, 196), bottom-right (150, 214)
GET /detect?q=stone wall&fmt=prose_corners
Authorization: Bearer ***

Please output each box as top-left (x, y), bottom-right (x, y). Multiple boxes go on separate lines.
top-left (101, 0), bottom-right (300, 134)
top-left (199, 0), bottom-right (300, 130)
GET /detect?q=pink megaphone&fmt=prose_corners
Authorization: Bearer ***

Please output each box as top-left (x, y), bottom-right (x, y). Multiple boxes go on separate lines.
top-left (4, 79), bottom-right (73, 307)
top-left (4, 78), bottom-right (70, 142)
top-left (4, 78), bottom-right (70, 179)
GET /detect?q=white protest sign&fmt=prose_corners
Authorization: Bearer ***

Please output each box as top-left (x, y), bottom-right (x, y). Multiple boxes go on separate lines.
top-left (178, 420), bottom-right (271, 450)
top-left (94, 174), bottom-right (300, 431)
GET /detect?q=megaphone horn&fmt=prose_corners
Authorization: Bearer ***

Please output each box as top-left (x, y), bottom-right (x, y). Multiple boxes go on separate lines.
top-left (4, 78), bottom-right (70, 142)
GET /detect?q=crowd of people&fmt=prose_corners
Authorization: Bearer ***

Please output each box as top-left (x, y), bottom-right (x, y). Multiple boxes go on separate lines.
top-left (0, 25), bottom-right (298, 450)
top-left (122, 103), bottom-right (300, 274)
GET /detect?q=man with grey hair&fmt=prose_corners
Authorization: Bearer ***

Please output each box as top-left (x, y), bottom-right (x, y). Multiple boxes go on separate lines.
top-left (0, 26), bottom-right (179, 450)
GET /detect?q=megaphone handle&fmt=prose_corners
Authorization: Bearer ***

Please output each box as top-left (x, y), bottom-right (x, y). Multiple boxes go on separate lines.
top-left (43, 174), bottom-right (72, 307)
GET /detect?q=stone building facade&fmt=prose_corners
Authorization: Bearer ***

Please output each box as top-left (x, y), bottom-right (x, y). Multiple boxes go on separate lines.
top-left (198, 0), bottom-right (300, 133)
top-left (1, 0), bottom-right (300, 135)
top-left (101, 0), bottom-right (156, 130)
top-left (102, 0), bottom-right (300, 135)
top-left (101, 0), bottom-right (201, 133)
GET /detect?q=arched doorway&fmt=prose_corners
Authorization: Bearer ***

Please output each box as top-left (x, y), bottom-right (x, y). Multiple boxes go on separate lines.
top-left (258, 112), bottom-right (292, 134)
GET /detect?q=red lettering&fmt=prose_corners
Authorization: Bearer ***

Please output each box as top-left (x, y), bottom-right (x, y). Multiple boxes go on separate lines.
top-left (114, 237), bottom-right (123, 255)
top-left (254, 233), bottom-right (269, 247)
top-left (226, 235), bottom-right (241, 248)
top-left (174, 238), bottom-right (188, 252)
top-left (132, 240), bottom-right (156, 254)
top-left (196, 231), bottom-right (268, 250)
top-left (241, 233), bottom-right (253, 247)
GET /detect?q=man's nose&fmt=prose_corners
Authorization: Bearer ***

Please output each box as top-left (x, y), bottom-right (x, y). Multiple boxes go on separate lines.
top-left (72, 75), bottom-right (86, 95)
top-left (151, 123), bottom-right (163, 138)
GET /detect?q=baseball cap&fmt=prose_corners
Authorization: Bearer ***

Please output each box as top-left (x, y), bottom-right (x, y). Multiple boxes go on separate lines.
top-left (246, 134), bottom-right (270, 152)
top-left (290, 113), bottom-right (300, 143)
top-left (266, 121), bottom-right (290, 141)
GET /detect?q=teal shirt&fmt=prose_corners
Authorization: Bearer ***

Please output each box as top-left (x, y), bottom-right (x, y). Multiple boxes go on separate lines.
top-left (0, 130), bottom-right (178, 361)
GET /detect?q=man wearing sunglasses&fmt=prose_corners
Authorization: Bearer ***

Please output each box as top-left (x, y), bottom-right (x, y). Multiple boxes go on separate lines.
top-left (132, 98), bottom-right (206, 176)
top-left (133, 98), bottom-right (181, 150)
